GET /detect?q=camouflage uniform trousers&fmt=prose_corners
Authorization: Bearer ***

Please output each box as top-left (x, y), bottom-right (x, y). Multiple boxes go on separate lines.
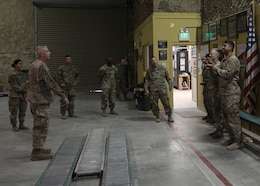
top-left (116, 81), bottom-right (128, 100)
top-left (207, 89), bottom-right (217, 122)
top-left (30, 103), bottom-right (50, 149)
top-left (101, 88), bottom-right (116, 110)
top-left (214, 92), bottom-right (224, 130)
top-left (150, 91), bottom-right (172, 116)
top-left (9, 97), bottom-right (27, 126)
top-left (221, 94), bottom-right (241, 142)
top-left (203, 86), bottom-right (212, 119)
top-left (60, 88), bottom-right (76, 115)
top-left (207, 89), bottom-right (223, 126)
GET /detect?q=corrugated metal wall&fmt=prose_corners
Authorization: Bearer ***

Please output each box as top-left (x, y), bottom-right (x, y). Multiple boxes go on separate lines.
top-left (36, 7), bottom-right (126, 91)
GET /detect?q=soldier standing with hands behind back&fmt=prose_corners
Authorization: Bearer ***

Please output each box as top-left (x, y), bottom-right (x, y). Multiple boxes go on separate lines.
top-left (116, 57), bottom-right (128, 101)
top-left (8, 59), bottom-right (29, 131)
top-left (144, 56), bottom-right (174, 123)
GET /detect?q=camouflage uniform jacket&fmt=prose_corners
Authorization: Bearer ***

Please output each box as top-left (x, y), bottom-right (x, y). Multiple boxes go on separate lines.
top-left (202, 67), bottom-right (210, 86)
top-left (116, 63), bottom-right (127, 84)
top-left (8, 70), bottom-right (28, 98)
top-left (207, 60), bottom-right (221, 91)
top-left (27, 59), bottom-right (65, 104)
top-left (144, 65), bottom-right (172, 93)
top-left (54, 64), bottom-right (80, 89)
top-left (98, 64), bottom-right (118, 89)
top-left (213, 54), bottom-right (241, 96)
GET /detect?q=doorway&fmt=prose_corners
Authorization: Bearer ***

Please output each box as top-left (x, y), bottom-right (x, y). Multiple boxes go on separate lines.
top-left (172, 45), bottom-right (197, 109)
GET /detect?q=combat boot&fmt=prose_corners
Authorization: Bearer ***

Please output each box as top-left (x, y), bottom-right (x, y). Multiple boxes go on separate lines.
top-left (202, 116), bottom-right (208, 120)
top-left (12, 124), bottom-right (19, 132)
top-left (208, 120), bottom-right (215, 124)
top-left (31, 149), bottom-right (52, 161)
top-left (101, 109), bottom-right (107, 117)
top-left (206, 117), bottom-right (214, 124)
top-left (68, 113), bottom-right (78, 118)
top-left (226, 142), bottom-right (241, 150)
top-left (61, 114), bottom-right (67, 119)
top-left (40, 148), bottom-right (52, 154)
top-left (210, 129), bottom-right (223, 139)
top-left (168, 115), bottom-right (174, 122)
top-left (221, 139), bottom-right (234, 146)
top-left (19, 122), bottom-right (29, 130)
top-left (110, 109), bottom-right (118, 115)
top-left (155, 115), bottom-right (160, 122)
top-left (209, 129), bottom-right (217, 136)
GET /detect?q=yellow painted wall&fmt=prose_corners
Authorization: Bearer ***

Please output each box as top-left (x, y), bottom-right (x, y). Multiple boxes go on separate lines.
top-left (134, 12), bottom-right (201, 109)
top-left (153, 13), bottom-right (200, 44)
top-left (197, 5), bottom-right (260, 116)
top-left (153, 12), bottom-right (200, 73)
top-left (134, 15), bottom-right (153, 84)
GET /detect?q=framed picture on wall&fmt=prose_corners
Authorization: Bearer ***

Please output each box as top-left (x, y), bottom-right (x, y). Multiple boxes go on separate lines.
top-left (228, 15), bottom-right (238, 39)
top-left (220, 18), bottom-right (228, 36)
top-left (159, 50), bottom-right (167, 60)
top-left (158, 40), bottom-right (167, 48)
top-left (209, 22), bottom-right (217, 41)
top-left (196, 27), bottom-right (202, 44)
top-left (237, 11), bottom-right (247, 33)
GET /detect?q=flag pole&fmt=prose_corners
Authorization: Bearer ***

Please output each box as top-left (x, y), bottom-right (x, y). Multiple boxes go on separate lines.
top-left (252, 0), bottom-right (260, 106)
top-left (252, 0), bottom-right (255, 25)
top-left (244, 0), bottom-right (260, 114)
top-left (253, 0), bottom-right (260, 114)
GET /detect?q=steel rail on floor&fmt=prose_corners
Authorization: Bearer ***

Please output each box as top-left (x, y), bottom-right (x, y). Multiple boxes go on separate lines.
top-left (73, 127), bottom-right (106, 179)
top-left (35, 136), bottom-right (86, 186)
top-left (102, 132), bottom-right (132, 186)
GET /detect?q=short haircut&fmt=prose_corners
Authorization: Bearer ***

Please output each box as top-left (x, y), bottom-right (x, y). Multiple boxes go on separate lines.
top-left (64, 54), bottom-right (71, 58)
top-left (224, 40), bottom-right (234, 51)
top-left (106, 56), bottom-right (112, 62)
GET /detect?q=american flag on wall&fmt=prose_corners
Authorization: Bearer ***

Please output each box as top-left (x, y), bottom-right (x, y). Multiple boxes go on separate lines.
top-left (244, 3), bottom-right (260, 114)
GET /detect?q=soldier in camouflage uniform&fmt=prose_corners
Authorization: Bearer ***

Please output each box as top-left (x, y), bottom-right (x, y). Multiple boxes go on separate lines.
top-left (27, 46), bottom-right (69, 161)
top-left (201, 54), bottom-right (213, 123)
top-left (207, 40), bottom-right (242, 150)
top-left (207, 49), bottom-right (224, 138)
top-left (8, 59), bottom-right (29, 131)
top-left (98, 56), bottom-right (118, 117)
top-left (116, 57), bottom-right (128, 101)
top-left (144, 56), bottom-right (173, 122)
top-left (54, 55), bottom-right (80, 119)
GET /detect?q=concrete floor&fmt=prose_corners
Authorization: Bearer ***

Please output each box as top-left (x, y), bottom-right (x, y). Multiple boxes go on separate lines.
top-left (173, 88), bottom-right (197, 109)
top-left (0, 91), bottom-right (259, 186)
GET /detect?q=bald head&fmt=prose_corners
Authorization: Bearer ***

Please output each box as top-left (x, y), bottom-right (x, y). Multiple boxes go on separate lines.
top-left (210, 48), bottom-right (224, 63)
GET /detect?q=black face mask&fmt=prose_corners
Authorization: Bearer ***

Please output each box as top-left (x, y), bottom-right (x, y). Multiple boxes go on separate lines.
top-left (107, 61), bottom-right (112, 66)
